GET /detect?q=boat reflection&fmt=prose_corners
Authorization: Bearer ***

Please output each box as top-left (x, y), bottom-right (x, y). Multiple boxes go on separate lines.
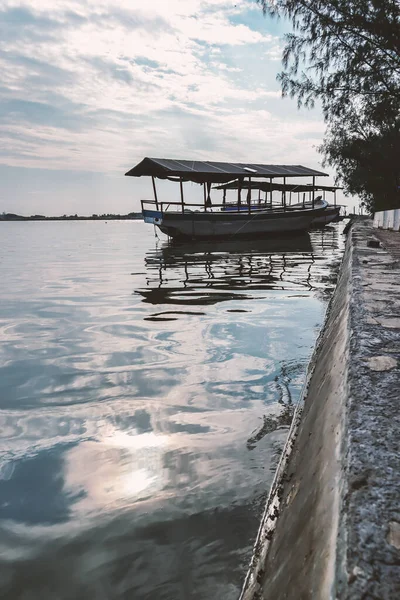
top-left (136, 230), bottom-right (341, 306)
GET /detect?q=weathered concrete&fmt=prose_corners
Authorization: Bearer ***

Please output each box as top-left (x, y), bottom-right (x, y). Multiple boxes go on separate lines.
top-left (240, 219), bottom-right (400, 600)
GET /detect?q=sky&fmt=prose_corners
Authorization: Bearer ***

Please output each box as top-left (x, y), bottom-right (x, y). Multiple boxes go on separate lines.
top-left (0, 0), bottom-right (356, 216)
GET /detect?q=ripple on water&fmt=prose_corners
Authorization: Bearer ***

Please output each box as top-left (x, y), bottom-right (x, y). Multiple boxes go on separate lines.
top-left (0, 221), bottom-right (345, 599)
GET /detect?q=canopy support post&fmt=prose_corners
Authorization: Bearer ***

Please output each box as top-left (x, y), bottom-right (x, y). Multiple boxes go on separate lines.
top-left (180, 178), bottom-right (184, 213)
top-left (152, 176), bottom-right (159, 210)
top-left (238, 178), bottom-right (242, 208)
top-left (247, 177), bottom-right (252, 213)
top-left (334, 189), bottom-right (337, 207)
top-left (270, 177), bottom-right (273, 207)
top-left (223, 188), bottom-right (226, 207)
top-left (203, 183), bottom-right (207, 211)
top-left (312, 176), bottom-right (315, 208)
top-left (206, 182), bottom-right (212, 209)
top-left (283, 177), bottom-right (286, 210)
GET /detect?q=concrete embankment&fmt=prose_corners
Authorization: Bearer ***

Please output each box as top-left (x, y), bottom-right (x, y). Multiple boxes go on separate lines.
top-left (240, 218), bottom-right (400, 600)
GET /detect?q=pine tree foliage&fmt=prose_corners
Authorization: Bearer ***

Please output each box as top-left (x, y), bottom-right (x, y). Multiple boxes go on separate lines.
top-left (258, 0), bottom-right (400, 211)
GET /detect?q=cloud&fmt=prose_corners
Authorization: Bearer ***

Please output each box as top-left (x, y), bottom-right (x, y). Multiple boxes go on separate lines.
top-left (0, 0), bottom-right (333, 214)
top-left (0, 98), bottom-right (88, 130)
top-left (0, 5), bottom-right (64, 42)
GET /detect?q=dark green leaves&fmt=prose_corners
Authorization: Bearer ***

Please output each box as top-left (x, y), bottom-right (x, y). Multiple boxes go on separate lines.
top-left (258, 0), bottom-right (400, 210)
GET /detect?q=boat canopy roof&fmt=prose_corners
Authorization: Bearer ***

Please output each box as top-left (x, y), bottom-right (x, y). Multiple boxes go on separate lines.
top-left (215, 181), bottom-right (341, 193)
top-left (125, 157), bottom-right (328, 184)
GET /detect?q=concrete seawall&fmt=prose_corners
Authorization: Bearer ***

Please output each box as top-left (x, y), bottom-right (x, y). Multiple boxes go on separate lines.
top-left (240, 219), bottom-right (400, 600)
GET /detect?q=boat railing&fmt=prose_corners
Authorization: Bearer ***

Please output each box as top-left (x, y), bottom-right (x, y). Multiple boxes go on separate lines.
top-left (140, 199), bottom-right (321, 215)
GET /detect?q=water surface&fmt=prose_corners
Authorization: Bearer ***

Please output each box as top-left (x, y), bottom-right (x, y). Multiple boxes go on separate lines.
top-left (0, 221), bottom-right (344, 599)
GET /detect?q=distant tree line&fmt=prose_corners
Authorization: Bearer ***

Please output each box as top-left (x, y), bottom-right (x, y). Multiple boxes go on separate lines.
top-left (0, 212), bottom-right (142, 221)
top-left (258, 0), bottom-right (400, 212)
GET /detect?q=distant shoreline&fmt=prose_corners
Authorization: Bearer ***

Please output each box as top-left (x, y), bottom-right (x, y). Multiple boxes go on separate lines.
top-left (0, 213), bottom-right (143, 222)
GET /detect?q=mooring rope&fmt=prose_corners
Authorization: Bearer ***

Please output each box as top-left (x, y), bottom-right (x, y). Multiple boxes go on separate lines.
top-left (153, 224), bottom-right (160, 241)
top-left (229, 210), bottom-right (261, 239)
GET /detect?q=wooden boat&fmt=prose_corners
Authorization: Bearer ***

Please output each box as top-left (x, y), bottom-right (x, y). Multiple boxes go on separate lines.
top-left (217, 182), bottom-right (342, 226)
top-left (125, 158), bottom-right (330, 240)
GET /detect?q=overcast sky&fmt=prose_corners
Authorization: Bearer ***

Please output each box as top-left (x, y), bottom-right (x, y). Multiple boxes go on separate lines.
top-left (0, 0), bottom-right (356, 216)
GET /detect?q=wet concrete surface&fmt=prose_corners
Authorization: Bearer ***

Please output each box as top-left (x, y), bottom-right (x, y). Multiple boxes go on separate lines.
top-left (240, 219), bottom-right (400, 600)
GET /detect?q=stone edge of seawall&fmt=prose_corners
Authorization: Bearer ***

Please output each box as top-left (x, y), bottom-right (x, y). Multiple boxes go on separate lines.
top-left (239, 218), bottom-right (400, 600)
top-left (336, 221), bottom-right (400, 599)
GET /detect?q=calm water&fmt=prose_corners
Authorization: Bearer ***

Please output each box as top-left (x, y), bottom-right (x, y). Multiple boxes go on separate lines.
top-left (0, 221), bottom-right (344, 600)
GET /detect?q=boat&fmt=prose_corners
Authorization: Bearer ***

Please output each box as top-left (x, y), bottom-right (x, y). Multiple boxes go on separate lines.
top-left (125, 158), bottom-right (331, 240)
top-left (216, 181), bottom-right (342, 226)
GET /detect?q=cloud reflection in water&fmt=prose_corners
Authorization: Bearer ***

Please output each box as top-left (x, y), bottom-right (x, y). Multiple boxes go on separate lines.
top-left (0, 222), bottom-right (345, 599)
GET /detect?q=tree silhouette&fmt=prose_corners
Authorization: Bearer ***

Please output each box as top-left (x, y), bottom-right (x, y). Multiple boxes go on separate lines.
top-left (258, 0), bottom-right (400, 211)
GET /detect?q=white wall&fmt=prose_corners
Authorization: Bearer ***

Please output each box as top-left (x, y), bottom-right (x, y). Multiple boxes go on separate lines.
top-left (373, 209), bottom-right (400, 231)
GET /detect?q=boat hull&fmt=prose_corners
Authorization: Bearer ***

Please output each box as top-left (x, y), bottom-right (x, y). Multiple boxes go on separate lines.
top-left (311, 206), bottom-right (341, 225)
top-left (143, 207), bottom-right (327, 240)
top-left (288, 199), bottom-right (341, 226)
